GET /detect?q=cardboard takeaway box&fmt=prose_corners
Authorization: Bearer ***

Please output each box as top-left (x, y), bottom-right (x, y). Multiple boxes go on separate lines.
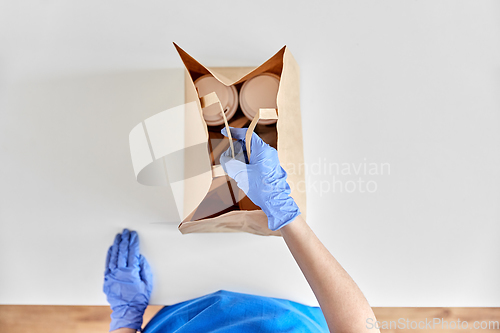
top-left (128, 43), bottom-right (305, 236)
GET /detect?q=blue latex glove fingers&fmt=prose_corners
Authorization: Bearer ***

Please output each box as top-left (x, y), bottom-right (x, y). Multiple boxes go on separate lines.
top-left (128, 231), bottom-right (140, 268)
top-left (139, 255), bottom-right (153, 296)
top-left (109, 233), bottom-right (121, 270)
top-left (103, 229), bottom-right (152, 331)
top-left (117, 229), bottom-right (130, 268)
top-left (220, 127), bottom-right (300, 231)
top-left (105, 247), bottom-right (112, 275)
top-left (221, 126), bottom-right (269, 163)
top-left (221, 126), bottom-right (246, 140)
top-left (219, 155), bottom-right (250, 194)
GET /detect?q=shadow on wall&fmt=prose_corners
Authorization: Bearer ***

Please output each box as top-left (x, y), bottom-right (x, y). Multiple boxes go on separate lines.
top-left (3, 68), bottom-right (186, 225)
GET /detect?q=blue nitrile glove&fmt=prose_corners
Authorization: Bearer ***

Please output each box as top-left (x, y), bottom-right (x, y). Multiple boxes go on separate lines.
top-left (220, 127), bottom-right (300, 231)
top-left (103, 229), bottom-right (153, 332)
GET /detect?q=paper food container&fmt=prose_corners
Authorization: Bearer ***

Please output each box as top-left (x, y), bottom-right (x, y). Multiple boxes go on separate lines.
top-left (129, 43), bottom-right (306, 236)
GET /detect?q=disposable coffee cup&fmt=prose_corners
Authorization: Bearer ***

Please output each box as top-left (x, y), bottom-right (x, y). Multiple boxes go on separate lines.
top-left (239, 73), bottom-right (280, 125)
top-left (194, 74), bottom-right (238, 126)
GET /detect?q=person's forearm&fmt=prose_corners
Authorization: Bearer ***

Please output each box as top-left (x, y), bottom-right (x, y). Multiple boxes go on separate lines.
top-left (110, 328), bottom-right (136, 333)
top-left (280, 215), bottom-right (379, 333)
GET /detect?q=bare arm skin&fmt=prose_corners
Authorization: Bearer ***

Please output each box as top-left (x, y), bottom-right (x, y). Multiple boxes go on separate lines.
top-left (280, 215), bottom-right (379, 333)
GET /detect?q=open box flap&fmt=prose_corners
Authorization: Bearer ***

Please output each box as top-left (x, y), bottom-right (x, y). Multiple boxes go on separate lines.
top-left (173, 43), bottom-right (285, 87)
top-left (275, 48), bottom-right (306, 218)
top-left (179, 210), bottom-right (281, 236)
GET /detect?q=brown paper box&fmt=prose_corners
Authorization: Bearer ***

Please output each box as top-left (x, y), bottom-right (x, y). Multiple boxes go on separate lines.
top-left (173, 43), bottom-right (306, 236)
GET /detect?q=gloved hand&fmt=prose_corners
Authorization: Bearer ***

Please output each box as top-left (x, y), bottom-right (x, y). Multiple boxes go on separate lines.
top-left (103, 229), bottom-right (153, 332)
top-left (220, 127), bottom-right (300, 231)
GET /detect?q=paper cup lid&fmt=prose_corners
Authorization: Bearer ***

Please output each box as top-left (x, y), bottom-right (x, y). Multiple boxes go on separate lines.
top-left (194, 75), bottom-right (238, 126)
top-left (239, 73), bottom-right (279, 125)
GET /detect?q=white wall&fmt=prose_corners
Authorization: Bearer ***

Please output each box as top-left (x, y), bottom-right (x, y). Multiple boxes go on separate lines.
top-left (0, 1), bottom-right (499, 306)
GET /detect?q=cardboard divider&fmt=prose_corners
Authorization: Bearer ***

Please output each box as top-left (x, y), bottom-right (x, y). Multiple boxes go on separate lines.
top-left (245, 108), bottom-right (278, 161)
top-left (200, 92), bottom-right (235, 159)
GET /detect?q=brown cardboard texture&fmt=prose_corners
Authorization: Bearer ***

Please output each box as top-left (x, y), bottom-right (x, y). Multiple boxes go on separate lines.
top-left (174, 43), bottom-right (305, 236)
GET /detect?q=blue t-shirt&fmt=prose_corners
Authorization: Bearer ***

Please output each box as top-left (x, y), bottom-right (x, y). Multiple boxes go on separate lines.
top-left (143, 290), bottom-right (328, 332)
